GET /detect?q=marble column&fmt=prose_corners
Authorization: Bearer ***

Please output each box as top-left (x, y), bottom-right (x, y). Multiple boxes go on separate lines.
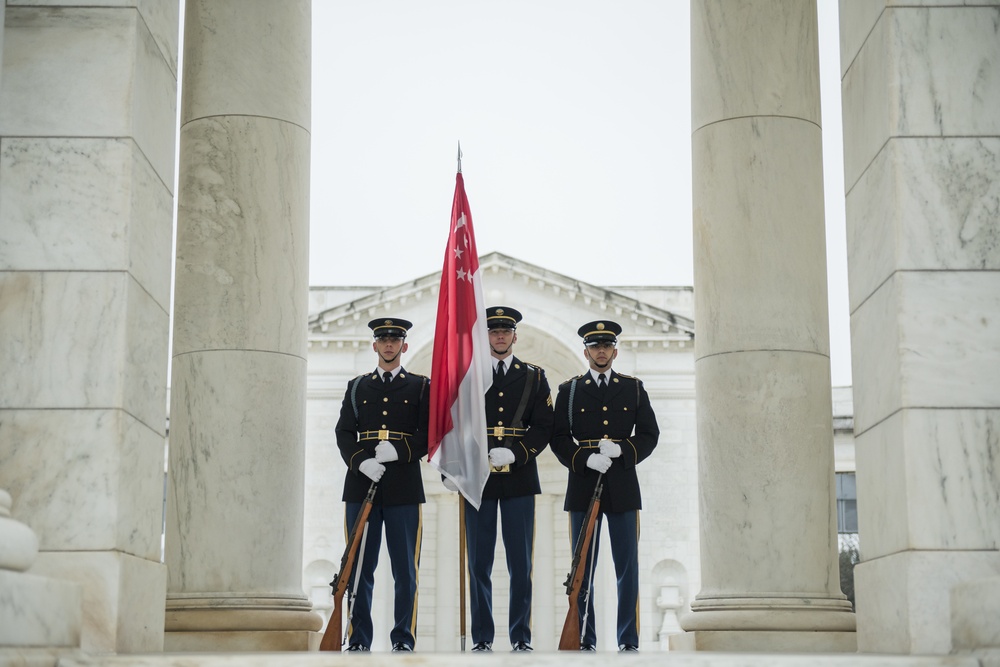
top-left (163, 0), bottom-right (318, 651)
top-left (839, 3), bottom-right (1000, 654)
top-left (0, 0), bottom-right (177, 653)
top-left (676, 0), bottom-right (855, 652)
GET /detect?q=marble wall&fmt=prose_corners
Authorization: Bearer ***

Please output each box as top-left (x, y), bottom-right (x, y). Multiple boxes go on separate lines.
top-left (0, 1), bottom-right (178, 653)
top-left (840, 1), bottom-right (1000, 654)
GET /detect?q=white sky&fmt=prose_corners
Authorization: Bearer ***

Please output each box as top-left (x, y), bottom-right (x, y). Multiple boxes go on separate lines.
top-left (309, 1), bottom-right (852, 386)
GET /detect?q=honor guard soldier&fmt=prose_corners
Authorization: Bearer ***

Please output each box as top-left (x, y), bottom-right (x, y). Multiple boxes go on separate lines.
top-left (335, 318), bottom-right (429, 652)
top-left (551, 320), bottom-right (659, 652)
top-left (454, 307), bottom-right (554, 652)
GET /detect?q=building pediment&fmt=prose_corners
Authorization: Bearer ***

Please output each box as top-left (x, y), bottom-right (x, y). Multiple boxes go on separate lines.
top-left (308, 251), bottom-right (695, 347)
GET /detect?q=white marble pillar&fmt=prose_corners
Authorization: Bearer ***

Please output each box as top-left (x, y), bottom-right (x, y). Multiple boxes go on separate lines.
top-left (839, 3), bottom-right (1000, 655)
top-left (677, 0), bottom-right (855, 652)
top-left (0, 0), bottom-right (176, 653)
top-left (164, 0), bottom-right (319, 651)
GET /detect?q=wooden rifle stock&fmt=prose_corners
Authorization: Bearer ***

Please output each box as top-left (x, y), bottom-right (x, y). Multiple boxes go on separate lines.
top-left (558, 474), bottom-right (603, 650)
top-left (319, 481), bottom-right (377, 652)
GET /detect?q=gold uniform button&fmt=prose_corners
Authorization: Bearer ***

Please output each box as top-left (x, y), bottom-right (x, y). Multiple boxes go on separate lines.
top-left (382, 411), bottom-right (388, 416)
top-left (498, 407), bottom-right (504, 412)
top-left (602, 406), bottom-right (608, 411)
top-left (603, 420), bottom-right (609, 425)
top-left (498, 392), bottom-right (504, 397)
top-left (383, 397), bottom-right (389, 403)
top-left (381, 424), bottom-right (387, 429)
top-left (624, 407), bottom-right (628, 411)
top-left (498, 421), bottom-right (504, 426)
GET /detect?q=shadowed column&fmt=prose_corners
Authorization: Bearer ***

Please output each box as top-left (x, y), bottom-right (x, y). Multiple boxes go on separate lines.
top-left (164, 0), bottom-right (320, 650)
top-left (676, 0), bottom-right (855, 652)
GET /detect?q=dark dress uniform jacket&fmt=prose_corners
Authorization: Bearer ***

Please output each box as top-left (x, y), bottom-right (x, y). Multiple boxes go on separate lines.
top-left (551, 370), bottom-right (658, 513)
top-left (483, 357), bottom-right (554, 499)
top-left (336, 368), bottom-right (429, 506)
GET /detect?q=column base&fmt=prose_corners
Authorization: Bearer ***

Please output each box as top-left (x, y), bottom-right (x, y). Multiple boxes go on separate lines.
top-left (670, 630), bottom-right (857, 652)
top-left (164, 603), bottom-right (323, 652)
top-left (163, 630), bottom-right (319, 652)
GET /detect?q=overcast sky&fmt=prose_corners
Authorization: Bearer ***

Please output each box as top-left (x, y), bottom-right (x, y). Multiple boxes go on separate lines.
top-left (309, 1), bottom-right (851, 386)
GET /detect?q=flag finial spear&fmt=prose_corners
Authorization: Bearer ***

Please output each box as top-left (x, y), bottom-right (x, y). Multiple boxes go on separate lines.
top-left (457, 141), bottom-right (463, 174)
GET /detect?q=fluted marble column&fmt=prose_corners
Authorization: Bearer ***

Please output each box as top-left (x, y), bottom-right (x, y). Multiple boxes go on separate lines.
top-left (676, 0), bottom-right (855, 652)
top-left (164, 0), bottom-right (319, 651)
top-left (0, 0), bottom-right (176, 652)
top-left (840, 3), bottom-right (1000, 655)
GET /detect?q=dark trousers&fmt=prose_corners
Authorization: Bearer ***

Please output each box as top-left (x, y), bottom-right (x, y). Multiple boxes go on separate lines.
top-left (344, 502), bottom-right (421, 649)
top-left (569, 509), bottom-right (639, 648)
top-left (464, 494), bottom-right (535, 646)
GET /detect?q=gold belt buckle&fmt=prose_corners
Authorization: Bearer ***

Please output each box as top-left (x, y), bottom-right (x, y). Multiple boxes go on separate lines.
top-left (490, 464), bottom-right (511, 473)
top-left (378, 429), bottom-right (389, 441)
top-left (493, 426), bottom-right (504, 439)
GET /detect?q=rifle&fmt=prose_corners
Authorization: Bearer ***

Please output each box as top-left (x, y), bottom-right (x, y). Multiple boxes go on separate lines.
top-left (319, 481), bottom-right (377, 651)
top-left (558, 473), bottom-right (604, 650)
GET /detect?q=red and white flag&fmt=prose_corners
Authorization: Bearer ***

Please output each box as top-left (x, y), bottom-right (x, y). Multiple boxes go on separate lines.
top-left (428, 169), bottom-right (491, 509)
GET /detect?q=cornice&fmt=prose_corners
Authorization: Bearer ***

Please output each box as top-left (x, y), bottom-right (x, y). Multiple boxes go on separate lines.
top-left (308, 252), bottom-right (695, 346)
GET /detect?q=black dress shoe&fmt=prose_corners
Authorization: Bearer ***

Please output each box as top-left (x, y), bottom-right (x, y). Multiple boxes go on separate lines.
top-left (618, 644), bottom-right (639, 652)
top-left (344, 644), bottom-right (369, 652)
top-left (391, 642), bottom-right (413, 652)
top-left (580, 644), bottom-right (596, 651)
top-left (471, 641), bottom-right (492, 652)
top-left (511, 640), bottom-right (533, 652)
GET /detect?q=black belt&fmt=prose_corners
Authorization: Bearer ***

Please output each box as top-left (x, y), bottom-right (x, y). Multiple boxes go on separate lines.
top-left (358, 430), bottom-right (411, 441)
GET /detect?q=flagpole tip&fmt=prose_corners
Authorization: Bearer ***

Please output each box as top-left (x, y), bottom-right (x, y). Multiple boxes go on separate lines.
top-left (457, 141), bottom-right (462, 174)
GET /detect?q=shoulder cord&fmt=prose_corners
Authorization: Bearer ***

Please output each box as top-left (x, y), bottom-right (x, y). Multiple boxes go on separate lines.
top-left (567, 378), bottom-right (578, 431)
top-left (350, 376), bottom-right (361, 420)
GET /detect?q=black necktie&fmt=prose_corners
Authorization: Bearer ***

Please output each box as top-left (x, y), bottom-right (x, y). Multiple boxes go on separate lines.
top-left (383, 371), bottom-right (392, 384)
top-left (495, 361), bottom-right (505, 380)
top-left (598, 373), bottom-right (607, 389)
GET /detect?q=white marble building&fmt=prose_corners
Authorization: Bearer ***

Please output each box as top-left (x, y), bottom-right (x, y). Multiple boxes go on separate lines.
top-left (303, 251), bottom-right (699, 652)
top-left (1, 1), bottom-right (998, 665)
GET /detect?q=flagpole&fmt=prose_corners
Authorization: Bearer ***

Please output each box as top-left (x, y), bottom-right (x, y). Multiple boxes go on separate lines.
top-left (459, 499), bottom-right (467, 651)
top-left (457, 140), bottom-right (462, 174)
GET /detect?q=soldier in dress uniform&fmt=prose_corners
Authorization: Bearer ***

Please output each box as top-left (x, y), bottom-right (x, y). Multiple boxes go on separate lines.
top-left (335, 318), bottom-right (429, 653)
top-left (551, 320), bottom-right (659, 653)
top-left (457, 307), bottom-right (554, 652)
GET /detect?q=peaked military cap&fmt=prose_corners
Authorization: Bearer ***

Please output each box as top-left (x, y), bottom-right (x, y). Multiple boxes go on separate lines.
top-left (486, 306), bottom-right (522, 330)
top-left (368, 318), bottom-right (412, 339)
top-left (578, 320), bottom-right (622, 346)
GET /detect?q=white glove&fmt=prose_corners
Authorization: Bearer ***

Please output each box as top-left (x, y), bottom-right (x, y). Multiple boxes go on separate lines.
top-left (599, 439), bottom-right (621, 459)
top-left (442, 477), bottom-right (459, 493)
top-left (488, 447), bottom-right (516, 467)
top-left (375, 440), bottom-right (398, 463)
top-left (586, 453), bottom-right (613, 473)
top-left (359, 458), bottom-right (385, 482)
